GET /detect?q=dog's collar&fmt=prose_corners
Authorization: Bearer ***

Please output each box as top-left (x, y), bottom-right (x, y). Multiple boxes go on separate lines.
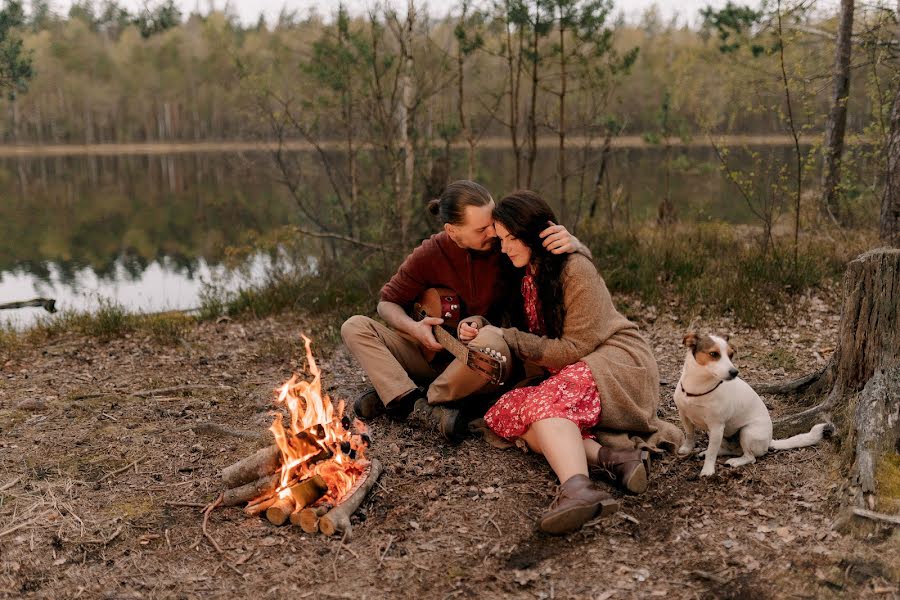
top-left (677, 379), bottom-right (724, 397)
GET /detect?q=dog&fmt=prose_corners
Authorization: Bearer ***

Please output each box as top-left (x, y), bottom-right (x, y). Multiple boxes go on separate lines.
top-left (674, 331), bottom-right (830, 477)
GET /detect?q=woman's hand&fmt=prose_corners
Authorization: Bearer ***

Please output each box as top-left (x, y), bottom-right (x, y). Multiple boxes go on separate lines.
top-left (458, 321), bottom-right (479, 343)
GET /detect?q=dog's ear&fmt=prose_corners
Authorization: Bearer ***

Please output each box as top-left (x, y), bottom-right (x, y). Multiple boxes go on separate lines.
top-left (682, 331), bottom-right (698, 349)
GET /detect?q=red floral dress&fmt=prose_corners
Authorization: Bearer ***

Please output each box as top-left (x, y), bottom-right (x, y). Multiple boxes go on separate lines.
top-left (484, 271), bottom-right (602, 440)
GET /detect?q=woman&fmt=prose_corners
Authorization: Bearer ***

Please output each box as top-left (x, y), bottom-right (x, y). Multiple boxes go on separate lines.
top-left (460, 190), bottom-right (683, 534)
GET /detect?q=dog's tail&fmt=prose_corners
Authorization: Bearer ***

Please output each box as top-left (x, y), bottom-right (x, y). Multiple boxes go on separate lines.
top-left (769, 423), bottom-right (833, 450)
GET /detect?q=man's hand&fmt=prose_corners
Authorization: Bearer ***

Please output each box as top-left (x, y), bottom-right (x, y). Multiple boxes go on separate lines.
top-left (411, 316), bottom-right (444, 352)
top-left (459, 321), bottom-right (479, 343)
top-left (539, 221), bottom-right (577, 254)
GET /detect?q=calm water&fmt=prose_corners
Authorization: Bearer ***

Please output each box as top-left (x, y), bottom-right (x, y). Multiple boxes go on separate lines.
top-left (0, 144), bottom-right (872, 327)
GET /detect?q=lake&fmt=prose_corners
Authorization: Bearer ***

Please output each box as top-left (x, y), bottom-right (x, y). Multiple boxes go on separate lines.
top-left (0, 142), bottom-right (874, 327)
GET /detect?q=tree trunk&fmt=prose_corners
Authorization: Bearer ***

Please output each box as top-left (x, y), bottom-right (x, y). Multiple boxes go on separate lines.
top-left (820, 0), bottom-right (854, 222)
top-left (773, 249), bottom-right (900, 511)
top-left (557, 18), bottom-right (568, 224)
top-left (504, 4), bottom-right (523, 188)
top-left (880, 56), bottom-right (900, 246)
top-left (398, 0), bottom-right (416, 249)
top-left (827, 248), bottom-right (900, 404)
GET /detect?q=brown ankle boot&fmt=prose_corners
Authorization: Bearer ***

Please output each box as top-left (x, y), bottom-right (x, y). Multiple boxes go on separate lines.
top-left (591, 447), bottom-right (650, 494)
top-left (539, 474), bottom-right (619, 535)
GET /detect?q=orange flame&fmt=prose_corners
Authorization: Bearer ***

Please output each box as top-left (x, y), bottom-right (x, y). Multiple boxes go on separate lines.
top-left (262, 335), bottom-right (369, 509)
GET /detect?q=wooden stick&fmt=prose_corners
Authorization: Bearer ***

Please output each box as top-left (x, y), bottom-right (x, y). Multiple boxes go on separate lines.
top-left (319, 460), bottom-right (382, 537)
top-left (265, 495), bottom-right (295, 526)
top-left (131, 384), bottom-right (235, 398)
top-left (0, 476), bottom-right (23, 492)
top-left (97, 457), bottom-right (146, 482)
top-left (221, 446), bottom-right (281, 489)
top-left (222, 473), bottom-right (279, 507)
top-left (202, 493), bottom-right (224, 554)
top-left (851, 508), bottom-right (900, 526)
top-left (243, 496), bottom-right (277, 517)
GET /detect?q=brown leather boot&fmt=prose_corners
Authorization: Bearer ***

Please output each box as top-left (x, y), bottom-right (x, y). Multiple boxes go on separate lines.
top-left (591, 447), bottom-right (650, 494)
top-left (353, 388), bottom-right (385, 420)
top-left (410, 399), bottom-right (465, 442)
top-left (539, 474), bottom-right (619, 535)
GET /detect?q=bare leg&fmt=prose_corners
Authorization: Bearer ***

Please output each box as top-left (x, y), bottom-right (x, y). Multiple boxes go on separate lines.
top-left (583, 438), bottom-right (602, 466)
top-left (520, 418), bottom-right (588, 484)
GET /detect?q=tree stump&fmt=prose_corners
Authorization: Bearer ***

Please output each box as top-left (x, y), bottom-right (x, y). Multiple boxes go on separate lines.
top-left (773, 249), bottom-right (899, 512)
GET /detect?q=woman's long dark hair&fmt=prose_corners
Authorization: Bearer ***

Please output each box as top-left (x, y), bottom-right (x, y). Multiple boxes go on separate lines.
top-left (492, 190), bottom-right (567, 338)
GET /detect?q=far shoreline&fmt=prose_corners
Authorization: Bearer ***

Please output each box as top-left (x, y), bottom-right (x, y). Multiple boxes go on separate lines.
top-left (0, 134), bottom-right (867, 158)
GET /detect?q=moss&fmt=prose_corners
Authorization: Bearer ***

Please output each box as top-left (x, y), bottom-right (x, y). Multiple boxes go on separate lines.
top-left (876, 453), bottom-right (900, 509)
top-left (109, 498), bottom-right (155, 519)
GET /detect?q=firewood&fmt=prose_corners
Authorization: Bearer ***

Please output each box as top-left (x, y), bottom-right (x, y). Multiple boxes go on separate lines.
top-left (292, 504), bottom-right (332, 533)
top-left (222, 473), bottom-right (279, 507)
top-left (221, 446), bottom-right (281, 488)
top-left (243, 496), bottom-right (277, 517)
top-left (289, 475), bottom-right (328, 509)
top-left (319, 459), bottom-right (382, 538)
top-left (265, 495), bottom-right (295, 525)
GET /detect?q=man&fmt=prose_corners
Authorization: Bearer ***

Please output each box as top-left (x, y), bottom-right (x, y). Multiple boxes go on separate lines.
top-left (341, 180), bottom-right (587, 439)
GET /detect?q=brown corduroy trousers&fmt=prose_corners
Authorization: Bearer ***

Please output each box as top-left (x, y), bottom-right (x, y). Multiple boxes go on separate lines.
top-left (340, 315), bottom-right (512, 407)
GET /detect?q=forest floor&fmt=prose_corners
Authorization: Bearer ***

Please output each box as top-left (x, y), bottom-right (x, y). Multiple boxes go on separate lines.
top-left (1, 289), bottom-right (898, 599)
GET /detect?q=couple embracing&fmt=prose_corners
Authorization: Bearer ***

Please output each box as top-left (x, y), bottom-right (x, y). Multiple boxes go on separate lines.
top-left (341, 181), bottom-right (683, 534)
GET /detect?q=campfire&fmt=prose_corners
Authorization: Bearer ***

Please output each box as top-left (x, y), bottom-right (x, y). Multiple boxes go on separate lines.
top-left (219, 336), bottom-right (382, 537)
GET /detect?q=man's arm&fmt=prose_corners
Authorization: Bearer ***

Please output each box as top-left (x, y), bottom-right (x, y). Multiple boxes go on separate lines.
top-left (539, 222), bottom-right (593, 259)
top-left (377, 300), bottom-right (444, 353)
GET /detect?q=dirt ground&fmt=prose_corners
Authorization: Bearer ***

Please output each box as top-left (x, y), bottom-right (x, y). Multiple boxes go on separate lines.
top-left (1, 293), bottom-right (898, 599)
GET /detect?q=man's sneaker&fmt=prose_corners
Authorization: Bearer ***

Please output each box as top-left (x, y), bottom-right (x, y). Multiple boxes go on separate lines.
top-left (353, 387), bottom-right (385, 421)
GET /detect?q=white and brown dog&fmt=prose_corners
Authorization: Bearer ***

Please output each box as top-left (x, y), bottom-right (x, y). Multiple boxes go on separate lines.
top-left (674, 332), bottom-right (830, 477)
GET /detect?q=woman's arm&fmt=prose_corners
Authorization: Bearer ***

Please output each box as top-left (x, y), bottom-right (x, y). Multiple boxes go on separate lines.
top-left (501, 256), bottom-right (609, 369)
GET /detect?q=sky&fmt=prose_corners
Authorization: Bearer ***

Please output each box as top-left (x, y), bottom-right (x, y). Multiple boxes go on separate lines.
top-left (47, 0), bottom-right (739, 28)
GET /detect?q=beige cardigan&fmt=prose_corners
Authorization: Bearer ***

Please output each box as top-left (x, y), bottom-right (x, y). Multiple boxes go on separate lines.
top-left (498, 254), bottom-right (684, 452)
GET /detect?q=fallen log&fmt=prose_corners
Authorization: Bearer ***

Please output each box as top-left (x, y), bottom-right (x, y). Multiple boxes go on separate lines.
top-left (0, 298), bottom-right (56, 313)
top-left (223, 473), bottom-right (279, 507)
top-left (319, 459), bottom-right (382, 538)
top-left (221, 446), bottom-right (281, 489)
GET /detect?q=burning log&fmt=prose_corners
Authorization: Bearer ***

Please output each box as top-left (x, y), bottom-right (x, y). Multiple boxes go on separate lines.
top-left (223, 473), bottom-right (279, 507)
top-left (222, 336), bottom-right (377, 536)
top-left (221, 446), bottom-right (280, 489)
top-left (264, 475), bottom-right (329, 526)
top-left (319, 459), bottom-right (383, 538)
top-left (289, 474), bottom-right (328, 508)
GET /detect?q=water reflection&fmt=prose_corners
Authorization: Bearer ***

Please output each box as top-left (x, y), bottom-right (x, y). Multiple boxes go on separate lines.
top-left (0, 144), bottom-right (876, 327)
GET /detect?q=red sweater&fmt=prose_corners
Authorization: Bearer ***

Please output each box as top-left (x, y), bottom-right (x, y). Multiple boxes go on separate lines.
top-left (380, 232), bottom-right (504, 320)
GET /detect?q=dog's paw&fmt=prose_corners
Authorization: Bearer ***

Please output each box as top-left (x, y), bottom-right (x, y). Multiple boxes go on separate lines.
top-left (697, 450), bottom-right (706, 459)
top-left (677, 445), bottom-right (694, 456)
top-left (700, 466), bottom-right (716, 477)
